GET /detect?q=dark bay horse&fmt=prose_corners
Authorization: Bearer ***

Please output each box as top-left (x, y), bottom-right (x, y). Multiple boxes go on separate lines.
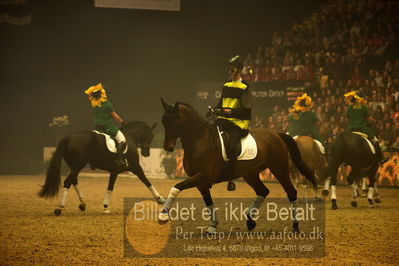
top-left (322, 131), bottom-right (379, 209)
top-left (157, 100), bottom-right (318, 232)
top-left (38, 121), bottom-right (165, 215)
top-left (291, 136), bottom-right (328, 198)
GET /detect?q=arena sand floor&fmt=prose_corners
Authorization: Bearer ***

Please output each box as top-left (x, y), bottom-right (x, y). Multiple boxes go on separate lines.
top-left (0, 175), bottom-right (398, 265)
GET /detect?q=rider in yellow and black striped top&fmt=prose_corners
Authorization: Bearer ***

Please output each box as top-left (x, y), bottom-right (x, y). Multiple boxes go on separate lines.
top-left (211, 55), bottom-right (252, 191)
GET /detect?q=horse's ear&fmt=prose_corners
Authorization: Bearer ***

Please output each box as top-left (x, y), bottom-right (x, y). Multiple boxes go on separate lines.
top-left (161, 97), bottom-right (169, 111)
top-left (151, 122), bottom-right (157, 130)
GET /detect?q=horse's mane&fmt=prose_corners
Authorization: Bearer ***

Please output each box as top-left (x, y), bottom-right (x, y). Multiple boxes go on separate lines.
top-left (178, 102), bottom-right (207, 122)
top-left (178, 102), bottom-right (195, 110)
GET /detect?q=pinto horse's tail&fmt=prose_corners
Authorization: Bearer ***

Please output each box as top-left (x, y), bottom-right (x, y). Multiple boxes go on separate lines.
top-left (278, 133), bottom-right (318, 189)
top-left (38, 137), bottom-right (68, 198)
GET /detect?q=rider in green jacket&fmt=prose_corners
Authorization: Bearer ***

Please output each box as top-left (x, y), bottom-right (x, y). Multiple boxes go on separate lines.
top-left (85, 83), bottom-right (127, 169)
top-left (344, 91), bottom-right (387, 164)
top-left (289, 93), bottom-right (323, 142)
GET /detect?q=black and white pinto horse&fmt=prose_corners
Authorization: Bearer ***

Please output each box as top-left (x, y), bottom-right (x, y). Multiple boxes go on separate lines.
top-left (322, 131), bottom-right (381, 209)
top-left (38, 121), bottom-right (165, 215)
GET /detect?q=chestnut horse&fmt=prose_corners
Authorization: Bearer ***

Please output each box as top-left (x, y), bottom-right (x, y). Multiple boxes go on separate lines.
top-left (157, 100), bottom-right (318, 233)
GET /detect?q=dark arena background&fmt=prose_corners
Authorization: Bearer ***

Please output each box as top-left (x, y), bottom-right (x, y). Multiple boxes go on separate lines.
top-left (1, 0), bottom-right (398, 265)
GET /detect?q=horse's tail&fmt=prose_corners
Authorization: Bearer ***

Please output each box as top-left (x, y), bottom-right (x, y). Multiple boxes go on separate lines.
top-left (278, 133), bottom-right (318, 189)
top-left (38, 137), bottom-right (68, 198)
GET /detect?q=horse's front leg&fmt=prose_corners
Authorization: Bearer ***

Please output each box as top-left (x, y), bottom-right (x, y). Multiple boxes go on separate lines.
top-left (158, 173), bottom-right (201, 224)
top-left (103, 172), bottom-right (118, 213)
top-left (129, 161), bottom-right (165, 204)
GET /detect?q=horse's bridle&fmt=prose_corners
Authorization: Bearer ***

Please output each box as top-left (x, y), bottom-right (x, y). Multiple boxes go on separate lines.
top-left (162, 113), bottom-right (183, 138)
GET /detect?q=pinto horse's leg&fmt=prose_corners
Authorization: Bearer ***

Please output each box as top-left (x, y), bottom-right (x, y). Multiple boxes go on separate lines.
top-left (102, 172), bottom-right (117, 214)
top-left (158, 173), bottom-right (201, 223)
top-left (129, 162), bottom-right (165, 204)
top-left (242, 174), bottom-right (269, 231)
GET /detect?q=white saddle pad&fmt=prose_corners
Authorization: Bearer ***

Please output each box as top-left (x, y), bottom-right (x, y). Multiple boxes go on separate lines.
top-left (293, 136), bottom-right (325, 154)
top-left (351, 132), bottom-right (376, 154)
top-left (92, 130), bottom-right (128, 154)
top-left (361, 137), bottom-right (376, 154)
top-left (217, 126), bottom-right (257, 161)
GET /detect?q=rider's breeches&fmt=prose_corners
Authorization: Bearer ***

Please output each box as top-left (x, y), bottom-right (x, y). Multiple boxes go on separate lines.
top-left (114, 130), bottom-right (126, 144)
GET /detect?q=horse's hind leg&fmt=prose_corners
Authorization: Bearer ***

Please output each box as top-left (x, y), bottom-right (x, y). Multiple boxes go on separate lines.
top-left (373, 182), bottom-right (381, 203)
top-left (54, 169), bottom-right (81, 216)
top-left (367, 166), bottom-right (379, 207)
top-left (129, 162), bottom-right (165, 204)
top-left (242, 173), bottom-right (270, 231)
top-left (361, 177), bottom-right (368, 197)
top-left (347, 172), bottom-right (358, 208)
top-left (269, 166), bottom-right (300, 232)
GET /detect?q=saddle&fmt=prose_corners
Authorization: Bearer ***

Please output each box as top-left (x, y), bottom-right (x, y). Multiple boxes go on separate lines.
top-left (216, 126), bottom-right (257, 161)
top-left (92, 130), bottom-right (128, 154)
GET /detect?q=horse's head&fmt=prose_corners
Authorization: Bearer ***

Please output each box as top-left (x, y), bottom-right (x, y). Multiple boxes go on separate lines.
top-left (161, 98), bottom-right (182, 152)
top-left (122, 121), bottom-right (157, 157)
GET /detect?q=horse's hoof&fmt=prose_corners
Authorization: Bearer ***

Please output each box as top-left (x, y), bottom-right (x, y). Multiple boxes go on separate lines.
top-left (246, 217), bottom-right (256, 231)
top-left (54, 208), bottom-right (62, 216)
top-left (368, 199), bottom-right (374, 208)
top-left (158, 210), bottom-right (170, 224)
top-left (331, 199), bottom-right (338, 210)
top-left (206, 226), bottom-right (217, 235)
top-left (293, 222), bottom-right (300, 233)
top-left (79, 203), bottom-right (86, 211)
top-left (374, 198), bottom-right (382, 203)
top-left (351, 200), bottom-right (358, 208)
top-left (322, 189), bottom-right (329, 197)
top-left (227, 182), bottom-right (236, 191)
top-left (156, 197), bottom-right (166, 205)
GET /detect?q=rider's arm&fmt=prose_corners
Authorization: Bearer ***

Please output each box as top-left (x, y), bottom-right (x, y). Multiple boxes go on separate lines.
top-left (111, 111), bottom-right (124, 124)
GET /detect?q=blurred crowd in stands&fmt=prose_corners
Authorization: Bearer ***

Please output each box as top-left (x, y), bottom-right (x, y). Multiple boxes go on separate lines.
top-left (245, 0), bottom-right (399, 152)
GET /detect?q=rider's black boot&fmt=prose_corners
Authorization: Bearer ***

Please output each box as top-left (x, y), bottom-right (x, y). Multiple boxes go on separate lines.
top-left (224, 157), bottom-right (237, 191)
top-left (115, 141), bottom-right (127, 169)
